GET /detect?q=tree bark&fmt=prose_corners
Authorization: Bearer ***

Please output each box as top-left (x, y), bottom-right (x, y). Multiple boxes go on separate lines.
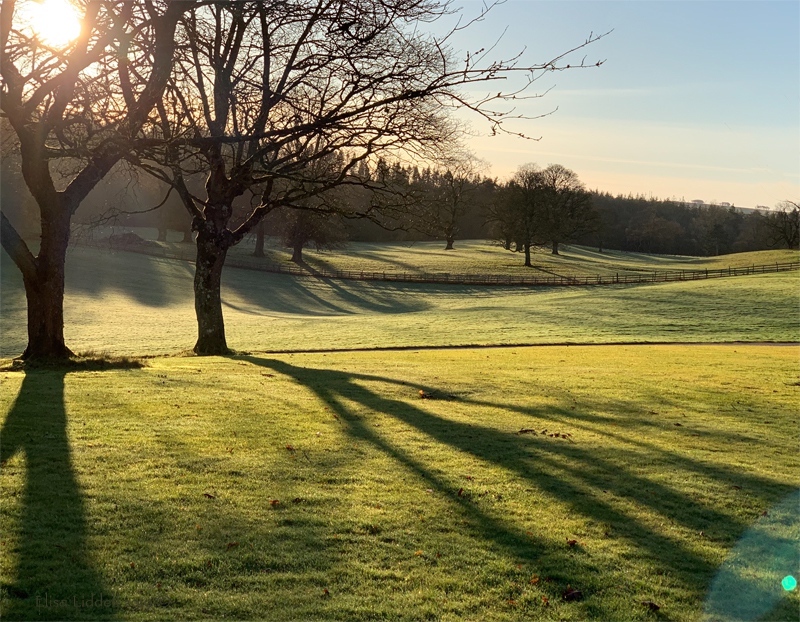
top-left (2, 205), bottom-right (74, 360)
top-left (253, 220), bottom-right (265, 257)
top-left (523, 242), bottom-right (532, 267)
top-left (193, 230), bottom-right (230, 355)
top-left (551, 241), bottom-right (559, 255)
top-left (291, 243), bottom-right (303, 264)
top-left (444, 237), bottom-right (454, 250)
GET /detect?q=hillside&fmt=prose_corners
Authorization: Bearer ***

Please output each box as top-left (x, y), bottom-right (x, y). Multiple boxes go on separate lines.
top-left (1, 245), bottom-right (797, 358)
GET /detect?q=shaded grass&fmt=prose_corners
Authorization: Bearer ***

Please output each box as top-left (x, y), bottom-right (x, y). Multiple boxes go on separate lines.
top-left (80, 226), bottom-right (800, 277)
top-left (1, 345), bottom-right (798, 620)
top-left (1, 247), bottom-right (798, 358)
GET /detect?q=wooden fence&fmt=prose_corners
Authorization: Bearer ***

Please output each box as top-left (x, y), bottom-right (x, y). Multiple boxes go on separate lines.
top-left (78, 240), bottom-right (800, 287)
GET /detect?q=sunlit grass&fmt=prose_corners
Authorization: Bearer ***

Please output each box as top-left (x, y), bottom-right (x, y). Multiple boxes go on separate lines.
top-left (1, 246), bottom-right (797, 357)
top-left (1, 345), bottom-right (797, 620)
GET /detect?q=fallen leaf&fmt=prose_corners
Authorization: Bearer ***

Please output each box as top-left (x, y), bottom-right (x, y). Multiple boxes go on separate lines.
top-left (761, 511), bottom-right (769, 517)
top-left (673, 423), bottom-right (682, 427)
top-left (732, 485), bottom-right (742, 490)
top-left (129, 562), bottom-right (135, 568)
top-left (414, 550), bottom-right (423, 556)
top-left (458, 488), bottom-right (464, 496)
top-left (156, 582), bottom-right (161, 589)
top-left (226, 541), bottom-right (239, 550)
top-left (291, 497), bottom-right (303, 503)
top-left (541, 596), bottom-right (549, 605)
top-left (566, 538), bottom-right (578, 547)
top-left (507, 599), bottom-right (517, 605)
top-left (530, 576), bottom-right (540, 584)
top-left (323, 588), bottom-right (330, 596)
top-left (270, 499), bottom-right (280, 506)
top-left (436, 552), bottom-right (442, 558)
top-left (641, 600), bottom-right (660, 611)
top-left (203, 493), bottom-right (216, 499)
top-left (285, 444), bottom-right (295, 451)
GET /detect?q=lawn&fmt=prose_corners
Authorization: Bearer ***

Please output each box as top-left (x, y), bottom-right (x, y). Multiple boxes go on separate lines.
top-left (1, 242), bottom-right (798, 620)
top-left (1, 345), bottom-right (798, 621)
top-left (79, 226), bottom-right (800, 278)
top-left (1, 246), bottom-right (798, 358)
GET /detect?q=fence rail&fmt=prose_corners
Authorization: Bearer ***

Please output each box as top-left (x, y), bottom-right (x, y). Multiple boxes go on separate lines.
top-left (77, 240), bottom-right (800, 287)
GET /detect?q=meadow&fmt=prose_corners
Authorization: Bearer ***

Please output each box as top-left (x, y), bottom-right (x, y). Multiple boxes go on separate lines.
top-left (1, 243), bottom-right (798, 621)
top-left (1, 244), bottom-right (798, 358)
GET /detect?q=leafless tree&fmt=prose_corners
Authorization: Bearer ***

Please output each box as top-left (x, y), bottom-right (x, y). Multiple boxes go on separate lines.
top-left (135, 0), bottom-right (607, 354)
top-left (414, 151), bottom-right (487, 250)
top-left (0, 0), bottom-right (186, 359)
top-left (537, 164), bottom-right (596, 255)
top-left (764, 200), bottom-right (799, 249)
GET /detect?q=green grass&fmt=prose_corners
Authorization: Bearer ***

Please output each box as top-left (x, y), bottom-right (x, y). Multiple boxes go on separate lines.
top-left (1, 246), bottom-right (798, 358)
top-left (81, 226), bottom-right (800, 278)
top-left (1, 345), bottom-right (798, 620)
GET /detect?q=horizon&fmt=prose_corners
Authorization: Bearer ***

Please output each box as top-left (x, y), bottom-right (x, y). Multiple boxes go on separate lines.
top-left (438, 0), bottom-right (799, 210)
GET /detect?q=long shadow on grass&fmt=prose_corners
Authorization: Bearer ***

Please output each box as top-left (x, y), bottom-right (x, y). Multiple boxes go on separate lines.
top-left (0, 371), bottom-right (115, 621)
top-left (240, 356), bottom-right (768, 609)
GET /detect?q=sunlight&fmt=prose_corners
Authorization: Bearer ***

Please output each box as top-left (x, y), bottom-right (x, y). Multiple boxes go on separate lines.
top-left (17, 0), bottom-right (82, 48)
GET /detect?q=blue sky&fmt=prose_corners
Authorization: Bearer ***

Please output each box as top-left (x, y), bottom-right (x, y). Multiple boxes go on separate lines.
top-left (437, 0), bottom-right (799, 208)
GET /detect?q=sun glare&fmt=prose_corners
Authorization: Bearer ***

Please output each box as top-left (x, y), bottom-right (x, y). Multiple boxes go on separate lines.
top-left (18, 0), bottom-right (82, 48)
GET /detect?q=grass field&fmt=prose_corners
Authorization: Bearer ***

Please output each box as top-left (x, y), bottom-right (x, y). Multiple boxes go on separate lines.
top-left (1, 246), bottom-right (798, 358)
top-left (79, 226), bottom-right (800, 278)
top-left (1, 243), bottom-right (798, 620)
top-left (1, 346), bottom-right (798, 621)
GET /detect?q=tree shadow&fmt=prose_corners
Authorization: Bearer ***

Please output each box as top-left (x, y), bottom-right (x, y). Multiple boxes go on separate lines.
top-left (1, 371), bottom-right (116, 620)
top-left (236, 355), bottom-right (791, 607)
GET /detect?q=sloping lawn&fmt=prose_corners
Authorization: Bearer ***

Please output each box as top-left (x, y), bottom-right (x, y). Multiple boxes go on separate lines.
top-left (1, 247), bottom-right (798, 358)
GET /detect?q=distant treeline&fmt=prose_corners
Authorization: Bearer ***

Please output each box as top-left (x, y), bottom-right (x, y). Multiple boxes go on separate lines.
top-left (3, 154), bottom-right (797, 257)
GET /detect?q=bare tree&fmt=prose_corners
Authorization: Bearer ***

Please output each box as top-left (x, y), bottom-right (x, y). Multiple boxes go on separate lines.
top-left (0, 0), bottom-right (185, 359)
top-left (414, 152), bottom-right (487, 250)
top-left (503, 164), bottom-right (547, 267)
top-left (537, 164), bottom-right (597, 255)
top-left (135, 1), bottom-right (606, 354)
top-left (764, 200), bottom-right (800, 249)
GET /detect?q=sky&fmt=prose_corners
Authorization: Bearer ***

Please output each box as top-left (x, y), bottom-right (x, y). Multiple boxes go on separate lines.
top-left (434, 0), bottom-right (799, 209)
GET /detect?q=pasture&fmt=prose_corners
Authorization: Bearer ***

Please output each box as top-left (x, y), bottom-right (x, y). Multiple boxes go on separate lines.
top-left (1, 243), bottom-right (798, 620)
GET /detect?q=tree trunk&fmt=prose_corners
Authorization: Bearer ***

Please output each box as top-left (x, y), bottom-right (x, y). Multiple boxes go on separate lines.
top-left (2, 206), bottom-right (74, 360)
top-left (180, 220), bottom-right (193, 243)
top-left (253, 220), bottom-right (265, 257)
top-left (193, 231), bottom-right (230, 355)
top-left (504, 237), bottom-right (511, 251)
top-left (22, 268), bottom-right (73, 360)
top-left (444, 237), bottom-right (454, 250)
top-left (523, 243), bottom-right (532, 267)
top-left (551, 241), bottom-right (559, 255)
top-left (291, 243), bottom-right (303, 264)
